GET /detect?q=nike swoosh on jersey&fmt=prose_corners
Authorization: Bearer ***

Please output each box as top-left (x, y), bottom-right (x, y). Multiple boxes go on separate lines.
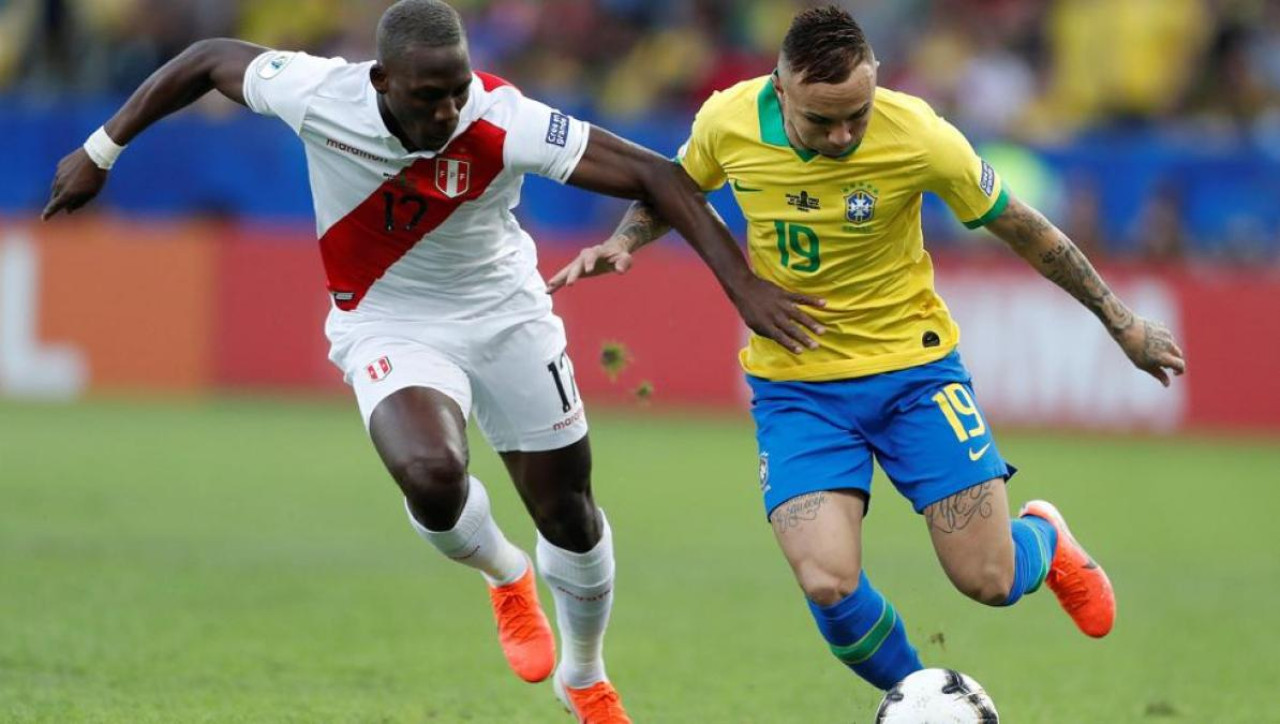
top-left (968, 442), bottom-right (992, 461)
top-left (732, 179), bottom-right (762, 192)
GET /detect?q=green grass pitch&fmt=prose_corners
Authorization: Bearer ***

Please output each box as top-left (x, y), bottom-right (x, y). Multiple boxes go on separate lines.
top-left (2, 399), bottom-right (1277, 722)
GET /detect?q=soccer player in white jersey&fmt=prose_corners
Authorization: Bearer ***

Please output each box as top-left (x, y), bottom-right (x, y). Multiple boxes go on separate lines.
top-left (41, 2), bottom-right (824, 722)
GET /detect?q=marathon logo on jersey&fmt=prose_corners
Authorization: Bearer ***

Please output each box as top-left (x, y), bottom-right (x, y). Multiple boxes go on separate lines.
top-left (435, 158), bottom-right (471, 198)
top-left (545, 112), bottom-right (570, 147)
top-left (366, 356), bottom-right (393, 382)
top-left (258, 52), bottom-right (293, 80)
top-left (844, 181), bottom-right (879, 226)
top-left (329, 138), bottom-right (391, 164)
top-left (980, 160), bottom-right (997, 197)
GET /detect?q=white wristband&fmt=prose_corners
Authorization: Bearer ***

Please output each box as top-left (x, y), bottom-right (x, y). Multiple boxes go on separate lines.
top-left (83, 127), bottom-right (126, 170)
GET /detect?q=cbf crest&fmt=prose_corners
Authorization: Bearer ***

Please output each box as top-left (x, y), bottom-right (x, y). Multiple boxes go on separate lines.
top-left (435, 157), bottom-right (471, 198)
top-left (844, 181), bottom-right (879, 227)
top-left (758, 452), bottom-right (771, 493)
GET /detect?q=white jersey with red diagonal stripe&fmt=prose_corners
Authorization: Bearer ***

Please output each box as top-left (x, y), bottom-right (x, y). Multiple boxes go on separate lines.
top-left (241, 51), bottom-right (590, 337)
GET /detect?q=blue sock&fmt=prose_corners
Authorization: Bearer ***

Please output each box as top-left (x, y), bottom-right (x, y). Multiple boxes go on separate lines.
top-left (1004, 516), bottom-right (1058, 606)
top-left (806, 572), bottom-right (924, 690)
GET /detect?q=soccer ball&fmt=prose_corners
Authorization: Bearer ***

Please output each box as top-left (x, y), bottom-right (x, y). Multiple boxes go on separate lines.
top-left (874, 669), bottom-right (999, 723)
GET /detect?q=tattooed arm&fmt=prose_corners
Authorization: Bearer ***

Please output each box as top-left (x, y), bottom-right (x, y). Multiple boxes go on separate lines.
top-left (545, 200), bottom-right (669, 292)
top-left (612, 200), bottom-right (672, 255)
top-left (986, 194), bottom-right (1187, 386)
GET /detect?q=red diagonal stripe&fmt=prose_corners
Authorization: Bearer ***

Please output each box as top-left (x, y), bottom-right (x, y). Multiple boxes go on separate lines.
top-left (475, 71), bottom-right (513, 92)
top-left (319, 119), bottom-right (507, 311)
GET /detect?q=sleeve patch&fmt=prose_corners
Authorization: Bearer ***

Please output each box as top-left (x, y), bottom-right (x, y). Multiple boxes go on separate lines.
top-left (980, 160), bottom-right (996, 197)
top-left (545, 112), bottom-right (569, 147)
top-left (258, 53), bottom-right (294, 80)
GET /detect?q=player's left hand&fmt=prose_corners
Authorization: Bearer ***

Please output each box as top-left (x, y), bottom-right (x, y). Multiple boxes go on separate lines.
top-left (547, 237), bottom-right (633, 293)
top-left (728, 274), bottom-right (826, 354)
top-left (1114, 316), bottom-right (1186, 386)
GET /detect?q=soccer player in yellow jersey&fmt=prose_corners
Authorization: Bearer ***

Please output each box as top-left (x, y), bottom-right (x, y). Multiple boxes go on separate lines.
top-left (550, 5), bottom-right (1186, 693)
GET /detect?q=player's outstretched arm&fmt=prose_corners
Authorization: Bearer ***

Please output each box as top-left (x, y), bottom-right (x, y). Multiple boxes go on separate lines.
top-left (546, 200), bottom-right (670, 292)
top-left (564, 127), bottom-right (825, 353)
top-left (987, 193), bottom-right (1187, 386)
top-left (43, 38), bottom-right (267, 220)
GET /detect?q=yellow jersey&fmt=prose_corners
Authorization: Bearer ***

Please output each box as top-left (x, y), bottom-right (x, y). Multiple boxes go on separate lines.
top-left (677, 77), bottom-right (1008, 381)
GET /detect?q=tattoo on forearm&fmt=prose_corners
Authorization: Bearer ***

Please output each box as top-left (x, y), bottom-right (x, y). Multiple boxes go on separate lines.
top-left (924, 483), bottom-right (995, 534)
top-left (998, 203), bottom-right (1134, 336)
top-left (1042, 240), bottom-right (1134, 334)
top-left (614, 201), bottom-right (670, 250)
top-left (1140, 318), bottom-right (1166, 364)
top-left (771, 492), bottom-right (827, 534)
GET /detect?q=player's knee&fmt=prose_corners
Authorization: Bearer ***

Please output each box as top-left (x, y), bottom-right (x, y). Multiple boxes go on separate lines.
top-left (388, 447), bottom-right (468, 511)
top-left (796, 562), bottom-right (862, 607)
top-left (952, 560), bottom-right (1014, 606)
top-left (533, 492), bottom-right (600, 553)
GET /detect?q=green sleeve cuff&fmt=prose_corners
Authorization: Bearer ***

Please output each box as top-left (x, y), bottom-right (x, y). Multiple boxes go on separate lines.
top-left (963, 187), bottom-right (1010, 229)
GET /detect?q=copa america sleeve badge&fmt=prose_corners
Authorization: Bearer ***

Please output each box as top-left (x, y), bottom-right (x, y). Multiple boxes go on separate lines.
top-left (258, 52), bottom-right (294, 80)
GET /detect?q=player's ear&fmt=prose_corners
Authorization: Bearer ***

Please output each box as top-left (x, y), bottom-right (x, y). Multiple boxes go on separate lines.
top-left (370, 63), bottom-right (389, 94)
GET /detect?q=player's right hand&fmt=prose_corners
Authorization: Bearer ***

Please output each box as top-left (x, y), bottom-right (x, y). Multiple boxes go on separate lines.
top-left (42, 148), bottom-right (108, 220)
top-left (730, 275), bottom-right (826, 354)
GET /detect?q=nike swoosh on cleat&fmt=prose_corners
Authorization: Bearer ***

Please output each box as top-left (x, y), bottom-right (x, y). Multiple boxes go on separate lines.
top-left (968, 443), bottom-right (992, 461)
top-left (1083, 559), bottom-right (1099, 570)
top-left (732, 179), bottom-right (763, 192)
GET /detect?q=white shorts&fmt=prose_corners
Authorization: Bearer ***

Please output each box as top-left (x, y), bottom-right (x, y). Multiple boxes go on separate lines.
top-left (329, 311), bottom-right (588, 453)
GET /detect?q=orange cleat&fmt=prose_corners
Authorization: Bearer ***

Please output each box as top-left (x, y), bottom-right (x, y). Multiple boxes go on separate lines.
top-left (554, 674), bottom-right (633, 724)
top-left (488, 561), bottom-right (555, 683)
top-left (1019, 500), bottom-right (1116, 638)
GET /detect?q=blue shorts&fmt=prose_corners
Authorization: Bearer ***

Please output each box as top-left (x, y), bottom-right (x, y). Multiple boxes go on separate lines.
top-left (748, 350), bottom-right (1015, 518)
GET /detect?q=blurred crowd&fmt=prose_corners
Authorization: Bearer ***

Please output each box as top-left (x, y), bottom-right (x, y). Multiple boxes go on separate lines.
top-left (3, 0), bottom-right (1280, 262)
top-left (6, 0), bottom-right (1280, 137)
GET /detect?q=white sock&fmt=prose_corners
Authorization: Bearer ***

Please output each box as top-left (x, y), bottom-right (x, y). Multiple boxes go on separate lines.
top-left (406, 476), bottom-right (527, 587)
top-left (537, 509), bottom-right (615, 689)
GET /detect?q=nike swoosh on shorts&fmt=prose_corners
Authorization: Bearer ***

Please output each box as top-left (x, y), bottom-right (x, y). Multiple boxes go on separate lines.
top-left (968, 442), bottom-right (992, 461)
